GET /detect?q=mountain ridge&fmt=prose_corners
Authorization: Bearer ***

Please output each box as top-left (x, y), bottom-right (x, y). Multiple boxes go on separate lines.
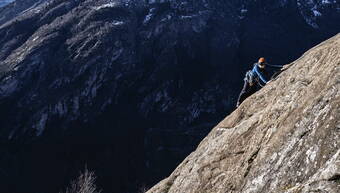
top-left (148, 33), bottom-right (340, 193)
top-left (0, 0), bottom-right (14, 8)
top-left (0, 0), bottom-right (339, 192)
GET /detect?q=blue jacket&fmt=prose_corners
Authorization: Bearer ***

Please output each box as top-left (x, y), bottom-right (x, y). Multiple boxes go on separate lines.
top-left (251, 63), bottom-right (283, 86)
top-left (251, 63), bottom-right (268, 86)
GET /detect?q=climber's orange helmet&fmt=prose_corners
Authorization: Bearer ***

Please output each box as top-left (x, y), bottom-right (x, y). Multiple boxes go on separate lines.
top-left (258, 57), bottom-right (266, 68)
top-left (258, 57), bottom-right (266, 64)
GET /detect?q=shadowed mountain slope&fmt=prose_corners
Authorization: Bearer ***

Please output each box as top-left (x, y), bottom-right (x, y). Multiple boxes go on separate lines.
top-left (0, 0), bottom-right (339, 192)
top-left (0, 0), bottom-right (48, 25)
top-left (0, 0), bottom-right (14, 8)
top-left (148, 34), bottom-right (340, 193)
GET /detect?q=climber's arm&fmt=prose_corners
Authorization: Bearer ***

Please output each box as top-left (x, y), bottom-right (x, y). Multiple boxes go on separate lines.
top-left (266, 64), bottom-right (284, 68)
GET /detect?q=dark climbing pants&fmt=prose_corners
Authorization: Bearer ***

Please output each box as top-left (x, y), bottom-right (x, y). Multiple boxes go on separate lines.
top-left (236, 81), bottom-right (258, 107)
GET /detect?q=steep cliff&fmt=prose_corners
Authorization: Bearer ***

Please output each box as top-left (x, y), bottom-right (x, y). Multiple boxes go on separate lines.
top-left (148, 34), bottom-right (340, 193)
top-left (0, 0), bottom-right (339, 192)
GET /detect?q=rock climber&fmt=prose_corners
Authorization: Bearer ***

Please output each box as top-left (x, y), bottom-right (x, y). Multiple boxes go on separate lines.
top-left (236, 57), bottom-right (283, 107)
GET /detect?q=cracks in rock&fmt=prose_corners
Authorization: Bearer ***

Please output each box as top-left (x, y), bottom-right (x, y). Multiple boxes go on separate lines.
top-left (327, 174), bottom-right (340, 182)
top-left (164, 173), bottom-right (180, 193)
top-left (244, 148), bottom-right (260, 178)
top-left (299, 129), bottom-right (311, 139)
top-left (234, 150), bottom-right (245, 155)
top-left (193, 150), bottom-right (247, 191)
top-left (297, 79), bottom-right (312, 87)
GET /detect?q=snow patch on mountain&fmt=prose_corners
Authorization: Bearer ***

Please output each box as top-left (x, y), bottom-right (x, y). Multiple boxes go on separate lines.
top-left (0, 0), bottom-right (15, 8)
top-left (36, 113), bottom-right (48, 136)
top-left (297, 0), bottom-right (339, 28)
top-left (94, 2), bottom-right (119, 10)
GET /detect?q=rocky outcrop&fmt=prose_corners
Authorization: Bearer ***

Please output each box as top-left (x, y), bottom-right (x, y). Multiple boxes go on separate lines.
top-left (0, 0), bottom-right (339, 192)
top-left (148, 34), bottom-right (340, 193)
top-left (0, 0), bottom-right (48, 25)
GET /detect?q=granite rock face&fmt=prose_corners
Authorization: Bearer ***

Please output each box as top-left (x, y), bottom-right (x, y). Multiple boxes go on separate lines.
top-left (148, 34), bottom-right (340, 193)
top-left (0, 0), bottom-right (339, 192)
